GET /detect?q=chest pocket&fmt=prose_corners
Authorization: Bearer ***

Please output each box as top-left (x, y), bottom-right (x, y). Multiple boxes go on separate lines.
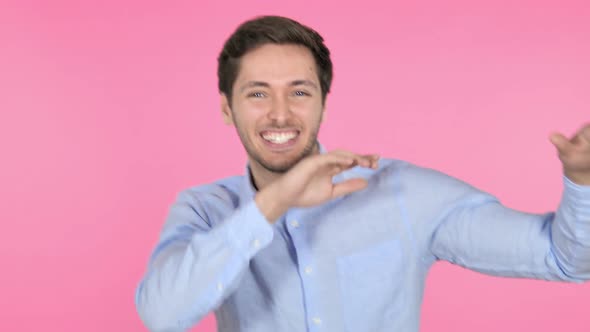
top-left (336, 238), bottom-right (405, 332)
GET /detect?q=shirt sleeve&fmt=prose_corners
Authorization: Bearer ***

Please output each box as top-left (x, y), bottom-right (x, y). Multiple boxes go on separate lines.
top-left (429, 175), bottom-right (590, 282)
top-left (135, 189), bottom-right (275, 332)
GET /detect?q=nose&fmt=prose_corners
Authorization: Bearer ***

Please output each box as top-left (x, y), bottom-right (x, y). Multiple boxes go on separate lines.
top-left (267, 95), bottom-right (291, 125)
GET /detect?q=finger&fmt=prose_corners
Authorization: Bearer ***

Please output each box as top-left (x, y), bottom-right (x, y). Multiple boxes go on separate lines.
top-left (327, 165), bottom-right (344, 176)
top-left (329, 150), bottom-right (378, 168)
top-left (312, 153), bottom-right (355, 171)
top-left (368, 154), bottom-right (380, 169)
top-left (329, 150), bottom-right (366, 166)
top-left (549, 132), bottom-right (572, 154)
top-left (341, 153), bottom-right (378, 169)
top-left (326, 155), bottom-right (379, 176)
top-left (332, 178), bottom-right (368, 198)
top-left (577, 124), bottom-right (590, 144)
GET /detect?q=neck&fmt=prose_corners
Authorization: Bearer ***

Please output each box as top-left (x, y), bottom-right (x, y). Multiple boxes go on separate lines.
top-left (249, 165), bottom-right (281, 191)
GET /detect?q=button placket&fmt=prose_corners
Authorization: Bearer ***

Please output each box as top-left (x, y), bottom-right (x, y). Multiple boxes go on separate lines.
top-left (312, 317), bottom-right (322, 325)
top-left (287, 212), bottom-right (323, 331)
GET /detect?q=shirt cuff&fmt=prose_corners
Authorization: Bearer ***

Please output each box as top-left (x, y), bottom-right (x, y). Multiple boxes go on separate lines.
top-left (224, 201), bottom-right (275, 259)
top-left (563, 175), bottom-right (590, 214)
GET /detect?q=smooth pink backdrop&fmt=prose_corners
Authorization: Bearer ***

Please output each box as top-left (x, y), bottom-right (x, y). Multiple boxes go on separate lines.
top-left (1, 1), bottom-right (588, 331)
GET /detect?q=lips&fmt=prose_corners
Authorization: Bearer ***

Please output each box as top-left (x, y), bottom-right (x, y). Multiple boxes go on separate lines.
top-left (259, 129), bottom-right (300, 149)
top-left (261, 130), bottom-right (298, 144)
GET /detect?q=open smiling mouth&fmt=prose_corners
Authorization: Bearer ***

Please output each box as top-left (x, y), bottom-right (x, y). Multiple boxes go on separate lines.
top-left (260, 130), bottom-right (300, 149)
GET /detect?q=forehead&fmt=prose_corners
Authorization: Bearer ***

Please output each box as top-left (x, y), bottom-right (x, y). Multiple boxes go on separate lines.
top-left (235, 43), bottom-right (319, 86)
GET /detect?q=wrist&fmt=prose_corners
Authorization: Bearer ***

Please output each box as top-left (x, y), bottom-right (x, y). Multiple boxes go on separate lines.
top-left (564, 170), bottom-right (590, 186)
top-left (254, 183), bottom-right (291, 223)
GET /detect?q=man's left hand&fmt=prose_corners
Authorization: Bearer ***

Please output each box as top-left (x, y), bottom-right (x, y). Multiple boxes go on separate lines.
top-left (550, 123), bottom-right (590, 185)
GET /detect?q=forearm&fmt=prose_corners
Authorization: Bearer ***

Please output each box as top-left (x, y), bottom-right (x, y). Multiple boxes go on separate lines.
top-left (550, 176), bottom-right (590, 280)
top-left (425, 167), bottom-right (590, 281)
top-left (135, 198), bottom-right (274, 331)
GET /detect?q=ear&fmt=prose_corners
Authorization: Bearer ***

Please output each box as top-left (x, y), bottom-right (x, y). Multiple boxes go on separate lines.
top-left (220, 93), bottom-right (234, 126)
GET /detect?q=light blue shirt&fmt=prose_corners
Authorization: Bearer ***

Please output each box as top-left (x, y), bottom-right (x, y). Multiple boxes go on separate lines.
top-left (135, 151), bottom-right (590, 332)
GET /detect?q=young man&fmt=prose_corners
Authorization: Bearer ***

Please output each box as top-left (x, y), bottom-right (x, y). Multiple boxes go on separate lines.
top-left (135, 16), bottom-right (590, 332)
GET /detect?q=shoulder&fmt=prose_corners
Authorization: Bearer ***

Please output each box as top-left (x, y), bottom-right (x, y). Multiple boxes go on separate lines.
top-left (368, 158), bottom-right (493, 200)
top-left (172, 176), bottom-right (244, 217)
top-left (158, 176), bottom-right (246, 230)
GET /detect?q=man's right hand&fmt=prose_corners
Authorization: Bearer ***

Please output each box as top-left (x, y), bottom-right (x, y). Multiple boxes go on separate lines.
top-left (255, 150), bottom-right (379, 223)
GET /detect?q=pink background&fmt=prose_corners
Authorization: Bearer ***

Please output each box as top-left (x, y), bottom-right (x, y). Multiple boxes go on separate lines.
top-left (1, 0), bottom-right (588, 331)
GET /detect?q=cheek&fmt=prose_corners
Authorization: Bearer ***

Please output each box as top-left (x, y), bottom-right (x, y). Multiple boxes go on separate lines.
top-left (233, 103), bottom-right (268, 126)
top-left (292, 101), bottom-right (324, 122)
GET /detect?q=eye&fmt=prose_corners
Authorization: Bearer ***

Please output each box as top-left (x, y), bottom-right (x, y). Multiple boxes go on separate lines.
top-left (294, 90), bottom-right (310, 97)
top-left (248, 92), bottom-right (266, 98)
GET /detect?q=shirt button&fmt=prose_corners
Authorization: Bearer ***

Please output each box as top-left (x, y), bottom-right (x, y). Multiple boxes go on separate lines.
top-left (217, 282), bottom-right (224, 292)
top-left (312, 317), bottom-right (322, 325)
top-left (290, 220), bottom-right (300, 228)
top-left (304, 266), bottom-right (313, 275)
top-left (252, 239), bottom-right (260, 249)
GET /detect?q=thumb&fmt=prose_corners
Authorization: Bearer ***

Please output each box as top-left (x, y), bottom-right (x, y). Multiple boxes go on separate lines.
top-left (332, 178), bottom-right (368, 198)
top-left (549, 132), bottom-right (571, 154)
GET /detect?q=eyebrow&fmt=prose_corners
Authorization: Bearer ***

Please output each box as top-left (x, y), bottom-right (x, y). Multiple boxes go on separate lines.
top-left (290, 80), bottom-right (318, 89)
top-left (239, 80), bottom-right (319, 93)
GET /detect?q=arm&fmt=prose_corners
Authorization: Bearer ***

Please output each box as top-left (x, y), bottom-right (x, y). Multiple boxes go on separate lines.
top-left (135, 190), bottom-right (275, 331)
top-left (430, 176), bottom-right (590, 282)
top-left (135, 151), bottom-right (379, 331)
top-left (430, 124), bottom-right (590, 281)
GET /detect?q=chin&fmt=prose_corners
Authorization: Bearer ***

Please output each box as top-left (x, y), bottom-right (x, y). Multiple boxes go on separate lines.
top-left (246, 137), bottom-right (318, 173)
top-left (260, 156), bottom-right (302, 173)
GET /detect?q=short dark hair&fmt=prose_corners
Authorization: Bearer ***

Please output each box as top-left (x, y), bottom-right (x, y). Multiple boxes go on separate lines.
top-left (217, 15), bottom-right (333, 105)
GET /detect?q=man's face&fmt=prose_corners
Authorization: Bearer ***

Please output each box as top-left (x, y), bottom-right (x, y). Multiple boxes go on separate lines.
top-left (222, 43), bottom-right (325, 173)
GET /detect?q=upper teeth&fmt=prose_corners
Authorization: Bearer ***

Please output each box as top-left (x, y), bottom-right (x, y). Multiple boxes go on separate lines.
top-left (262, 132), bottom-right (297, 144)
